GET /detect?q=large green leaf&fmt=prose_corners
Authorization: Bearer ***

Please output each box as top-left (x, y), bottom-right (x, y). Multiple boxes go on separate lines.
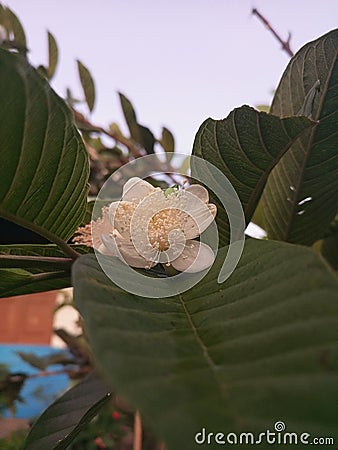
top-left (73, 240), bottom-right (338, 449)
top-left (0, 49), bottom-right (89, 245)
top-left (0, 244), bottom-right (90, 297)
top-left (192, 105), bottom-right (314, 245)
top-left (261, 29), bottom-right (338, 245)
top-left (23, 371), bottom-right (111, 450)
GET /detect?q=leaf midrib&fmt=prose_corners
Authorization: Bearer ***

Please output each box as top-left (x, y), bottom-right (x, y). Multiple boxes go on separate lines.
top-left (178, 293), bottom-right (229, 403)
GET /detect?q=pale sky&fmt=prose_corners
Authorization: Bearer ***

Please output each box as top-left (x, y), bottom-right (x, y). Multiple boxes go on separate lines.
top-left (6, 0), bottom-right (338, 153)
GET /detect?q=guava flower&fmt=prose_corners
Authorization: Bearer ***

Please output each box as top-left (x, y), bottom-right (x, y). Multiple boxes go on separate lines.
top-left (74, 178), bottom-right (217, 273)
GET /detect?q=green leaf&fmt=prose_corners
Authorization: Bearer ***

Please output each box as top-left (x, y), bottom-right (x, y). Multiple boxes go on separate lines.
top-left (4, 6), bottom-right (26, 50)
top-left (261, 29), bottom-right (338, 245)
top-left (36, 64), bottom-right (48, 78)
top-left (313, 216), bottom-right (338, 270)
top-left (297, 79), bottom-right (320, 118)
top-left (159, 126), bottom-right (175, 158)
top-left (23, 371), bottom-right (111, 450)
top-left (0, 243), bottom-right (90, 260)
top-left (0, 244), bottom-right (72, 269)
top-left (0, 268), bottom-right (68, 298)
top-left (138, 123), bottom-right (155, 154)
top-left (0, 49), bottom-right (89, 244)
top-left (77, 60), bottom-right (96, 112)
top-left (73, 240), bottom-right (338, 449)
top-left (109, 121), bottom-right (125, 139)
top-left (164, 186), bottom-right (178, 197)
top-left (118, 92), bottom-right (155, 153)
top-left (251, 198), bottom-right (266, 231)
top-left (256, 104), bottom-right (270, 113)
top-left (192, 105), bottom-right (314, 245)
top-left (179, 155), bottom-right (191, 175)
top-left (319, 231), bottom-right (338, 270)
top-left (0, 5), bottom-right (10, 39)
top-left (47, 31), bottom-right (58, 80)
top-left (0, 244), bottom-right (90, 298)
top-left (118, 92), bottom-right (142, 142)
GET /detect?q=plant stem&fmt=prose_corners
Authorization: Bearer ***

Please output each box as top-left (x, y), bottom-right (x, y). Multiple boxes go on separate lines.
top-left (252, 8), bottom-right (294, 57)
top-left (72, 108), bottom-right (141, 157)
top-left (133, 410), bottom-right (142, 450)
top-left (30, 271), bottom-right (69, 282)
top-left (51, 235), bottom-right (82, 260)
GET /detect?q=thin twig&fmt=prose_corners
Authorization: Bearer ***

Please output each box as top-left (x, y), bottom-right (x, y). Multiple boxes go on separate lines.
top-left (72, 108), bottom-right (142, 158)
top-left (27, 369), bottom-right (70, 379)
top-left (133, 410), bottom-right (142, 450)
top-left (252, 8), bottom-right (294, 57)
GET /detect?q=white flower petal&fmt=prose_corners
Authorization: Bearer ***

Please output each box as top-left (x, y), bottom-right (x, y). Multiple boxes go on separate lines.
top-left (108, 201), bottom-right (119, 216)
top-left (171, 241), bottom-right (215, 273)
top-left (182, 215), bottom-right (200, 240)
top-left (120, 242), bottom-right (157, 268)
top-left (122, 177), bottom-right (155, 202)
top-left (209, 204), bottom-right (217, 217)
top-left (102, 233), bottom-right (155, 269)
top-left (183, 204), bottom-right (216, 239)
top-left (186, 184), bottom-right (209, 203)
top-left (98, 242), bottom-right (116, 256)
top-left (109, 201), bottom-right (133, 238)
top-left (101, 234), bottom-right (119, 256)
top-left (98, 243), bottom-right (116, 256)
top-left (108, 201), bottom-right (119, 230)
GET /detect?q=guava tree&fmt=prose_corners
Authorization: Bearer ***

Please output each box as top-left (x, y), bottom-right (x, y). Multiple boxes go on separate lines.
top-left (0, 6), bottom-right (337, 449)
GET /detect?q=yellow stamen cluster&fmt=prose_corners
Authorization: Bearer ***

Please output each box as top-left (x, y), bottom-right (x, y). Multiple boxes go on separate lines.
top-left (148, 208), bottom-right (188, 251)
